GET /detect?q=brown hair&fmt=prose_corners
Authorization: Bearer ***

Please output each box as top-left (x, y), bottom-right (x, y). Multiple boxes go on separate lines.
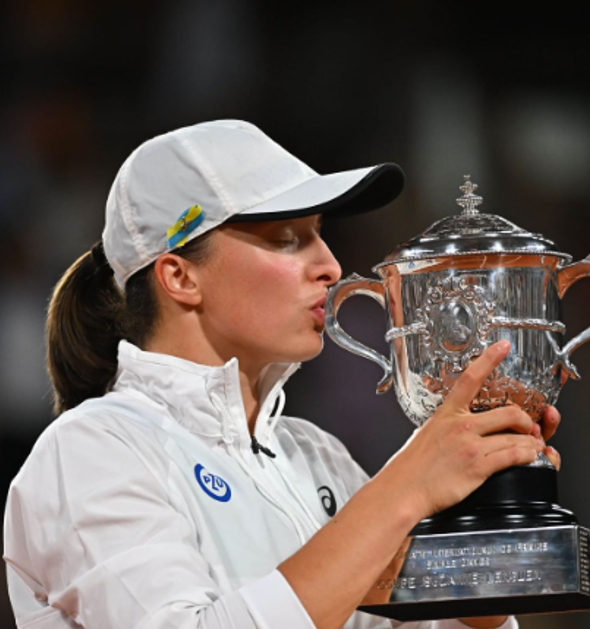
top-left (46, 235), bottom-right (213, 416)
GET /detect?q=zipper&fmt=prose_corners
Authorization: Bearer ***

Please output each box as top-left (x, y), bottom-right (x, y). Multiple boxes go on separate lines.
top-left (269, 456), bottom-right (323, 532)
top-left (229, 442), bottom-right (312, 543)
top-left (210, 390), bottom-right (316, 543)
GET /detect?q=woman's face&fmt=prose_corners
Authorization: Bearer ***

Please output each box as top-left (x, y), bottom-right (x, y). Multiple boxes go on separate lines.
top-left (194, 215), bottom-right (342, 371)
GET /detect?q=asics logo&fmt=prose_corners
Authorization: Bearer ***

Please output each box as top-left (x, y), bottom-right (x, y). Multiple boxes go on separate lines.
top-left (194, 464), bottom-right (232, 502)
top-left (318, 485), bottom-right (337, 517)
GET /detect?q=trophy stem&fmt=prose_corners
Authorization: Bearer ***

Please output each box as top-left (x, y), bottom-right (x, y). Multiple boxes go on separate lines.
top-left (412, 466), bottom-right (577, 535)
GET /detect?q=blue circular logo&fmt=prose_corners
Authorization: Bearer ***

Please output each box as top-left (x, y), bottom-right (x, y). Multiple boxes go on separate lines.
top-left (194, 464), bottom-right (232, 502)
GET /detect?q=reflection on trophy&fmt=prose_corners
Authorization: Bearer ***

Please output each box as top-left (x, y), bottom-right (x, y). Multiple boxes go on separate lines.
top-left (325, 176), bottom-right (590, 621)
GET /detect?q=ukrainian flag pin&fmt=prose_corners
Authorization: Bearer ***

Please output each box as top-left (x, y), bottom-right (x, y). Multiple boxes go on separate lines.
top-left (167, 205), bottom-right (204, 248)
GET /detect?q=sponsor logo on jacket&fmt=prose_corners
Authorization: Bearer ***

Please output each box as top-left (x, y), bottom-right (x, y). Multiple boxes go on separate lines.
top-left (318, 485), bottom-right (337, 517)
top-left (194, 464), bottom-right (232, 502)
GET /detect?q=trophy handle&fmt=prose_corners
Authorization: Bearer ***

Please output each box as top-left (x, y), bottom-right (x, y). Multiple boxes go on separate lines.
top-left (325, 273), bottom-right (393, 394)
top-left (556, 256), bottom-right (590, 380)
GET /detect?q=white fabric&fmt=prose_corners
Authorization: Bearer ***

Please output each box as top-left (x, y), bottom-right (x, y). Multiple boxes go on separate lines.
top-left (103, 119), bottom-right (385, 287)
top-left (4, 341), bottom-right (515, 629)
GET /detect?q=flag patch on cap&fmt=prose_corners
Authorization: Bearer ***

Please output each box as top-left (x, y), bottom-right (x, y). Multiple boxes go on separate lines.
top-left (167, 205), bottom-right (204, 248)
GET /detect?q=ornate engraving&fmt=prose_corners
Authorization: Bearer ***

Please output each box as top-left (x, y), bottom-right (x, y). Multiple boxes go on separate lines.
top-left (417, 277), bottom-right (495, 373)
top-left (422, 363), bottom-right (557, 423)
top-left (387, 527), bottom-right (583, 603)
top-left (471, 369), bottom-right (551, 420)
top-left (390, 275), bottom-right (567, 426)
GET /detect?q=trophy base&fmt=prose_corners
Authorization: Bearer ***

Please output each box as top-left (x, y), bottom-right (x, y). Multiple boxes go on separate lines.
top-left (359, 524), bottom-right (590, 621)
top-left (414, 465), bottom-right (577, 535)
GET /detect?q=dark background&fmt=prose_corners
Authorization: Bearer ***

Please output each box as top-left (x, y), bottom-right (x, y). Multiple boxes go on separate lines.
top-left (2, 2), bottom-right (590, 627)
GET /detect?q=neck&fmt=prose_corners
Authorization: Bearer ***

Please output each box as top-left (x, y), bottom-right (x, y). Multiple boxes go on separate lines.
top-left (145, 326), bottom-right (264, 434)
top-left (238, 371), bottom-right (261, 434)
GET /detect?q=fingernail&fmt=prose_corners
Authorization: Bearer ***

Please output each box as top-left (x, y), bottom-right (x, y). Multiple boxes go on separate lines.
top-left (532, 423), bottom-right (541, 437)
top-left (546, 446), bottom-right (556, 454)
top-left (496, 340), bottom-right (511, 352)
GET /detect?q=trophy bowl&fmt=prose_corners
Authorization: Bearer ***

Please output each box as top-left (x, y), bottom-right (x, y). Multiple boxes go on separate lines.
top-left (326, 175), bottom-right (590, 429)
top-left (325, 176), bottom-right (590, 621)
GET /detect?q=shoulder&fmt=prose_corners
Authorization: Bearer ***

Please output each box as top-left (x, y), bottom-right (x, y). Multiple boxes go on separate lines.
top-left (38, 389), bottom-right (168, 448)
top-left (8, 392), bottom-right (172, 504)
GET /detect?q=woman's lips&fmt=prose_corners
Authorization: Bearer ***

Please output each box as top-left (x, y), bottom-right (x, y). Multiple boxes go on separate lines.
top-left (311, 306), bottom-right (325, 326)
top-left (310, 297), bottom-right (326, 326)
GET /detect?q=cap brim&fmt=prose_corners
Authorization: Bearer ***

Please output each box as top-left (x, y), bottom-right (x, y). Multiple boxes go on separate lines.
top-left (226, 163), bottom-right (404, 222)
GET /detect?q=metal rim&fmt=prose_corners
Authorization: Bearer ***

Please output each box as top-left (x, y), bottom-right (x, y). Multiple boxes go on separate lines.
top-left (373, 249), bottom-right (572, 272)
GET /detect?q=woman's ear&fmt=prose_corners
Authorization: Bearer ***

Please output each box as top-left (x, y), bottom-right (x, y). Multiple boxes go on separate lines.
top-left (153, 254), bottom-right (203, 306)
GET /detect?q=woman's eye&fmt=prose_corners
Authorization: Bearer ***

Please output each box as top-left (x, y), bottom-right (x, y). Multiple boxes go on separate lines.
top-left (275, 237), bottom-right (299, 247)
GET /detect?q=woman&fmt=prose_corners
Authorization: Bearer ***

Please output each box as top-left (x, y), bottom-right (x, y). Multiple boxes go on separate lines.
top-left (3, 120), bottom-right (560, 629)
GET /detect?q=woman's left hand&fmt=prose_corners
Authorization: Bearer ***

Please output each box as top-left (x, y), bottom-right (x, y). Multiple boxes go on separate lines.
top-left (540, 405), bottom-right (561, 470)
top-left (459, 405), bottom-right (562, 629)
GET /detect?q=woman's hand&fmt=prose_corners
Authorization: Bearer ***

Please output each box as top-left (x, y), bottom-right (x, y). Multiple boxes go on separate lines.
top-left (456, 408), bottom-right (561, 629)
top-left (540, 404), bottom-right (561, 470)
top-left (385, 342), bottom-right (553, 629)
top-left (381, 340), bottom-right (544, 522)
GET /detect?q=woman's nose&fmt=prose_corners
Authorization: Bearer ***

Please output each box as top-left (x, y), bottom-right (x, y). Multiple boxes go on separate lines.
top-left (314, 238), bottom-right (342, 285)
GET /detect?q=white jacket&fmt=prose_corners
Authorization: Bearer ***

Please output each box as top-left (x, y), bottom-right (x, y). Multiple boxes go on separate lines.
top-left (3, 341), bottom-right (516, 629)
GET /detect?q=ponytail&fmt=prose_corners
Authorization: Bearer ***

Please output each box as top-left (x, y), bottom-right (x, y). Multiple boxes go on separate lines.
top-left (46, 232), bottom-right (214, 416)
top-left (46, 242), bottom-right (124, 416)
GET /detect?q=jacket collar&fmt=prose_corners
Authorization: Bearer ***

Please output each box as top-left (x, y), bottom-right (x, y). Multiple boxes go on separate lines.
top-left (112, 341), bottom-right (300, 453)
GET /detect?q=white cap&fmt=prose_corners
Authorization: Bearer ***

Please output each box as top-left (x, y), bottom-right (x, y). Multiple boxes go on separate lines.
top-left (103, 119), bottom-right (404, 287)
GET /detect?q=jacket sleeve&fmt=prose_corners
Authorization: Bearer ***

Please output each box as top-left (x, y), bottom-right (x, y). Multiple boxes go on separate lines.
top-left (3, 415), bottom-right (317, 629)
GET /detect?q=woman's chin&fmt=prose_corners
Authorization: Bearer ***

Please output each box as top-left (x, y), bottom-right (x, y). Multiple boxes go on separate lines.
top-left (270, 337), bottom-right (323, 366)
top-left (293, 334), bottom-right (325, 363)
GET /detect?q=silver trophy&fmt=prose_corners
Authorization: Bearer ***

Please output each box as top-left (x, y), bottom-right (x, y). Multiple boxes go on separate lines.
top-left (325, 176), bottom-right (590, 621)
